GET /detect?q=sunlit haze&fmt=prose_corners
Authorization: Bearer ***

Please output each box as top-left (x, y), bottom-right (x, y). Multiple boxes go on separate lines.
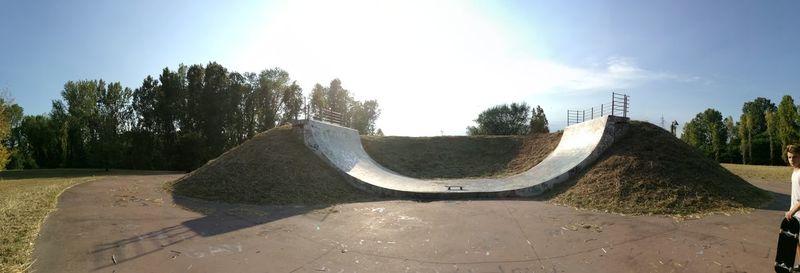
top-left (2, 0), bottom-right (798, 136)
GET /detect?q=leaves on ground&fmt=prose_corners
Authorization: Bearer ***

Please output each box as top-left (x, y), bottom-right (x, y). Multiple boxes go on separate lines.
top-left (550, 121), bottom-right (772, 215)
top-left (168, 125), bottom-right (373, 205)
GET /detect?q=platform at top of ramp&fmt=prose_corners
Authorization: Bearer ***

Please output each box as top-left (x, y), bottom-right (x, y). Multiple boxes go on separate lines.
top-left (299, 116), bottom-right (628, 198)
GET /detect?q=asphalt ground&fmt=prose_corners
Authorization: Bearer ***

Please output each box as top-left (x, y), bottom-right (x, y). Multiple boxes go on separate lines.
top-left (32, 173), bottom-right (789, 273)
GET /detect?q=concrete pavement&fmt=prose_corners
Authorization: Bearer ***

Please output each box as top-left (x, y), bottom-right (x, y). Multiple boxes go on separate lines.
top-left (32, 173), bottom-right (787, 273)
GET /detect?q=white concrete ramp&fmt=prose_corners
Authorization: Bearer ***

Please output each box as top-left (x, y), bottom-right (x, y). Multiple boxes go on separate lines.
top-left (299, 116), bottom-right (628, 198)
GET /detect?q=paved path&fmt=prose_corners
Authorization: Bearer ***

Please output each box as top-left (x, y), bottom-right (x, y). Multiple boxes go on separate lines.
top-left (33, 174), bottom-right (788, 273)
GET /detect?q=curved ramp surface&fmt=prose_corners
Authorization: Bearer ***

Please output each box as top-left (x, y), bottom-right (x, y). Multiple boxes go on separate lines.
top-left (300, 116), bottom-right (628, 198)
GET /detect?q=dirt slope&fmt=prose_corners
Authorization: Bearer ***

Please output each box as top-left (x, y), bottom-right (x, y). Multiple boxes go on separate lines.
top-left (168, 125), bottom-right (371, 205)
top-left (361, 133), bottom-right (562, 179)
top-left (550, 121), bottom-right (771, 215)
top-left (170, 121), bottom-right (769, 215)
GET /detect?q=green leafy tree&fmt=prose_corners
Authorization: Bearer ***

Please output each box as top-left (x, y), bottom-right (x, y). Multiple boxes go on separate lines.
top-left (130, 76), bottom-right (162, 169)
top-left (60, 80), bottom-right (104, 167)
top-left (765, 110), bottom-right (777, 164)
top-left (326, 79), bottom-right (353, 124)
top-left (722, 115), bottom-right (740, 163)
top-left (742, 97), bottom-right (775, 133)
top-left (183, 64), bottom-right (205, 132)
top-left (201, 62), bottom-right (230, 158)
top-left (777, 95), bottom-right (800, 162)
top-left (350, 100), bottom-right (381, 135)
top-left (738, 114), bottom-right (751, 164)
top-left (741, 97), bottom-right (776, 164)
top-left (227, 72), bottom-right (250, 146)
top-left (0, 98), bottom-right (18, 169)
top-left (280, 81), bottom-right (304, 124)
top-left (681, 108), bottom-right (727, 161)
top-left (681, 120), bottom-right (702, 148)
top-left (308, 83), bottom-right (327, 120)
top-left (467, 102), bottom-right (531, 135)
top-left (5, 103), bottom-right (31, 169)
top-left (255, 68), bottom-right (289, 131)
top-left (19, 115), bottom-right (59, 167)
top-left (530, 105), bottom-right (549, 134)
top-left (96, 82), bottom-right (132, 170)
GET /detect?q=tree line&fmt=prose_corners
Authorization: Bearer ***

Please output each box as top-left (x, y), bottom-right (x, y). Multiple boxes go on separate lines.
top-left (467, 102), bottom-right (550, 135)
top-left (2, 62), bottom-right (381, 171)
top-left (681, 95), bottom-right (799, 165)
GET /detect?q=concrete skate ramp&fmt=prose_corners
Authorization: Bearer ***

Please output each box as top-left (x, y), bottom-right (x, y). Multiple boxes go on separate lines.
top-left (300, 116), bottom-right (628, 198)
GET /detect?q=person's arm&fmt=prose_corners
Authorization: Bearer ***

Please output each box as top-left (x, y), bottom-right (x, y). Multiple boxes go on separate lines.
top-left (787, 202), bottom-right (800, 220)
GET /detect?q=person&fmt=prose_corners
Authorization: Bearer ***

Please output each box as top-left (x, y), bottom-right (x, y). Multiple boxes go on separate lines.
top-left (670, 120), bottom-right (679, 136)
top-left (785, 144), bottom-right (800, 266)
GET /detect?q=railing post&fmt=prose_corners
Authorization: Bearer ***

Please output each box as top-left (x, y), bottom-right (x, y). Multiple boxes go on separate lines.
top-left (591, 107), bottom-right (594, 119)
top-left (611, 94), bottom-right (615, 116)
top-left (601, 104), bottom-right (604, 116)
top-left (624, 95), bottom-right (628, 118)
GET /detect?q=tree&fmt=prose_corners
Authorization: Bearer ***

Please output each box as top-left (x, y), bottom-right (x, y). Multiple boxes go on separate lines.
top-left (280, 81), bottom-right (303, 124)
top-left (308, 84), bottom-right (327, 119)
top-left (19, 115), bottom-right (58, 168)
top-left (326, 79), bottom-right (352, 123)
top-left (530, 105), bottom-right (549, 134)
top-left (704, 109), bottom-right (727, 161)
top-left (467, 102), bottom-right (531, 135)
top-left (96, 82), bottom-right (132, 170)
top-left (200, 62), bottom-right (230, 159)
top-left (350, 99), bottom-right (381, 135)
top-left (765, 110), bottom-right (777, 165)
top-left (722, 115), bottom-right (740, 163)
top-left (5, 103), bottom-right (31, 169)
top-left (681, 108), bottom-right (727, 161)
top-left (183, 64), bottom-right (205, 132)
top-left (60, 80), bottom-right (104, 167)
top-left (738, 114), bottom-right (751, 164)
top-left (742, 97), bottom-right (775, 133)
top-left (740, 97), bottom-right (776, 165)
top-left (130, 76), bottom-right (162, 168)
top-left (12, 62), bottom-right (386, 171)
top-left (777, 95), bottom-right (800, 162)
top-left (255, 68), bottom-right (289, 131)
top-left (226, 72), bottom-right (249, 146)
top-left (0, 98), bottom-right (17, 169)
top-left (682, 119), bottom-right (702, 148)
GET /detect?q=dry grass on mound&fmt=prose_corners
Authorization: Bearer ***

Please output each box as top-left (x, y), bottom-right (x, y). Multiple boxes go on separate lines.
top-left (168, 125), bottom-right (373, 205)
top-left (550, 121), bottom-right (771, 215)
top-left (361, 133), bottom-right (562, 179)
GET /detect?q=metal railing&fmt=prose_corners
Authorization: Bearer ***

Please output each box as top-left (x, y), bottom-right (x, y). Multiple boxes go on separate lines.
top-left (317, 108), bottom-right (345, 126)
top-left (566, 92), bottom-right (629, 126)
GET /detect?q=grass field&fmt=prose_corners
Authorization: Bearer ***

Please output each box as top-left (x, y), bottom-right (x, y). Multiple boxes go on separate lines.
top-left (0, 169), bottom-right (108, 273)
top-left (721, 163), bottom-right (793, 183)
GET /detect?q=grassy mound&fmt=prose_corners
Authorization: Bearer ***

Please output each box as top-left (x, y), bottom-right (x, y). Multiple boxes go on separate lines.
top-left (361, 133), bottom-right (562, 179)
top-left (168, 125), bottom-right (372, 205)
top-left (550, 121), bottom-right (771, 215)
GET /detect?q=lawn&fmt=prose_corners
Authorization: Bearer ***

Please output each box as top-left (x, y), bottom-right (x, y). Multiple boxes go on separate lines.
top-left (0, 169), bottom-right (108, 273)
top-left (721, 163), bottom-right (793, 183)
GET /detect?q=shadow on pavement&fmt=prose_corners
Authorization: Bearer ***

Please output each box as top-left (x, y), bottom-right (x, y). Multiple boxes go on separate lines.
top-left (89, 193), bottom-right (346, 271)
top-left (761, 189), bottom-right (791, 212)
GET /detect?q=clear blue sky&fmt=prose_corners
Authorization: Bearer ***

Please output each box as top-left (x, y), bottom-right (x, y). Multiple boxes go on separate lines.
top-left (1, 0), bottom-right (798, 136)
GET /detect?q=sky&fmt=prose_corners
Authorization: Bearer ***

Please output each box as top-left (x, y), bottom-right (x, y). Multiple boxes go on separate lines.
top-left (1, 0), bottom-right (798, 136)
